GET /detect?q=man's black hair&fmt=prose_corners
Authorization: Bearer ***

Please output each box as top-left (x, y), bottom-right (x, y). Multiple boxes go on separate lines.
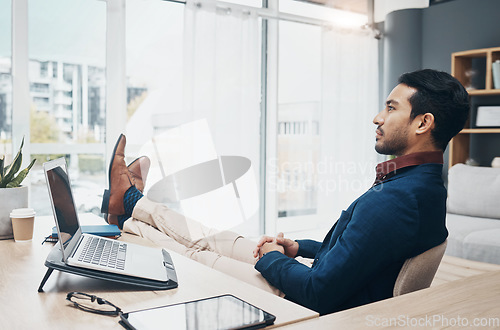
top-left (398, 69), bottom-right (470, 151)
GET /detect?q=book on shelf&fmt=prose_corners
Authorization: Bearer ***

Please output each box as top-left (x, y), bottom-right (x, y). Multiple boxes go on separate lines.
top-left (476, 106), bottom-right (500, 127)
top-left (493, 60), bottom-right (500, 89)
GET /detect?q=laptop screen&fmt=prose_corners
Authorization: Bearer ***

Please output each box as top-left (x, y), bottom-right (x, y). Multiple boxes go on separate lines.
top-left (44, 158), bottom-right (82, 262)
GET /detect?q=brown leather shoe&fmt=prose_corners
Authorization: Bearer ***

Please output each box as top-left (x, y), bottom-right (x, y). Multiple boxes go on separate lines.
top-left (104, 156), bottom-right (150, 226)
top-left (127, 156), bottom-right (151, 193)
top-left (101, 134), bottom-right (131, 222)
top-left (101, 136), bottom-right (151, 225)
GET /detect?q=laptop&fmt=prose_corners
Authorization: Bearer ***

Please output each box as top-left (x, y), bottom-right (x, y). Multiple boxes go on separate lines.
top-left (44, 157), bottom-right (171, 282)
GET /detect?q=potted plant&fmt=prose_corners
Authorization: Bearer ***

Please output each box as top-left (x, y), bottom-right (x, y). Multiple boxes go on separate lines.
top-left (0, 137), bottom-right (36, 239)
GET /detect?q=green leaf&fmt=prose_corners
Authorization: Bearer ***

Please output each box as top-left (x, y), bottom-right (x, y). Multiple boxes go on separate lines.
top-left (6, 159), bottom-right (36, 188)
top-left (3, 162), bottom-right (10, 175)
top-left (1, 154), bottom-right (22, 187)
top-left (0, 137), bottom-right (25, 188)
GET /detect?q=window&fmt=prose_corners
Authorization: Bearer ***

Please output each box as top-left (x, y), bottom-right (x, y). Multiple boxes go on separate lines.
top-left (264, 1), bottom-right (374, 235)
top-left (125, 0), bottom-right (184, 149)
top-left (7, 0), bottom-right (375, 237)
top-left (277, 21), bottom-right (322, 219)
top-left (28, 0), bottom-right (107, 215)
top-left (124, 0), bottom-right (262, 237)
top-left (0, 0), bottom-right (12, 154)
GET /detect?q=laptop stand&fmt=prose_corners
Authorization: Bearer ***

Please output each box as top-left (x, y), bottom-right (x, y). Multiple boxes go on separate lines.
top-left (38, 244), bottom-right (178, 292)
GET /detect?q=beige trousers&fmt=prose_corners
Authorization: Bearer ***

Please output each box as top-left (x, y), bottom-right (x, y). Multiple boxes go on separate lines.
top-left (123, 197), bottom-right (285, 296)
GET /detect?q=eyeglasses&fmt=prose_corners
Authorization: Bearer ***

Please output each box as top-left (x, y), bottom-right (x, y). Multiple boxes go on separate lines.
top-left (66, 292), bottom-right (122, 316)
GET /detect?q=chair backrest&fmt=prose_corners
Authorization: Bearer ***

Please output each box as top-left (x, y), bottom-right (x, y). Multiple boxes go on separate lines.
top-left (393, 240), bottom-right (447, 296)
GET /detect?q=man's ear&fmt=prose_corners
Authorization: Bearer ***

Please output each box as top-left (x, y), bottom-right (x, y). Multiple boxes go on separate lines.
top-left (415, 113), bottom-right (435, 135)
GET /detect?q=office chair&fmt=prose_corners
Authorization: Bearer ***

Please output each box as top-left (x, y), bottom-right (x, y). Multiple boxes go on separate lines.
top-left (393, 239), bottom-right (447, 296)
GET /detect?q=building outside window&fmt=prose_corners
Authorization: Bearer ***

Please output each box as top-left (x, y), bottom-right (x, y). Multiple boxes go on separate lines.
top-left (28, 0), bottom-right (108, 215)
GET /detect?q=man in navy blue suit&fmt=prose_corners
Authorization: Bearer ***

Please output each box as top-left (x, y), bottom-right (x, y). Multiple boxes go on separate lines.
top-left (253, 69), bottom-right (469, 314)
top-left (102, 69), bottom-right (470, 315)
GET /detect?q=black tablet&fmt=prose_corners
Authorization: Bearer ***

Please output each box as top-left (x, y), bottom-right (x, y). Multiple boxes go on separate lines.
top-left (119, 294), bottom-right (276, 330)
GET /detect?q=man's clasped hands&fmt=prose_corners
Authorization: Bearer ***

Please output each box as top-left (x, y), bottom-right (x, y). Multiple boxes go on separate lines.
top-left (253, 232), bottom-right (300, 259)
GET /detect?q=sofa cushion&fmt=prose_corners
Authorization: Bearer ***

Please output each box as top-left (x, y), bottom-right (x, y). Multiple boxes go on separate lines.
top-left (445, 213), bottom-right (500, 260)
top-left (447, 164), bottom-right (500, 219)
top-left (463, 229), bottom-right (500, 264)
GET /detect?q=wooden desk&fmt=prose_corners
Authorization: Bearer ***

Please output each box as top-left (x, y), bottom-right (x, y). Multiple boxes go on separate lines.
top-left (0, 215), bottom-right (317, 329)
top-left (284, 270), bottom-right (500, 329)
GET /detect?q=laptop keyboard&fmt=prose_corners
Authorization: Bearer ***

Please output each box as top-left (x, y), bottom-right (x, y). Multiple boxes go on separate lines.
top-left (78, 236), bottom-right (127, 270)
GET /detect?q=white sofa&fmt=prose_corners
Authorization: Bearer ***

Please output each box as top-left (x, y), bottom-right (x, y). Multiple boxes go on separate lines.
top-left (445, 164), bottom-right (500, 264)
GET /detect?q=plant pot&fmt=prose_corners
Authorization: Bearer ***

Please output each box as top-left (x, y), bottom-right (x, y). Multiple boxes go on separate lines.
top-left (0, 186), bottom-right (29, 239)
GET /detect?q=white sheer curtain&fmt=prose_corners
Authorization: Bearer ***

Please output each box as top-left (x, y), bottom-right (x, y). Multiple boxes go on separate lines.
top-left (317, 28), bottom-right (379, 227)
top-left (177, 0), bottom-right (261, 235)
top-left (183, 0), bottom-right (261, 168)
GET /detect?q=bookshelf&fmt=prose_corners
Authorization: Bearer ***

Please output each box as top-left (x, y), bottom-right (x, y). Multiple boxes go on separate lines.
top-left (449, 47), bottom-right (500, 168)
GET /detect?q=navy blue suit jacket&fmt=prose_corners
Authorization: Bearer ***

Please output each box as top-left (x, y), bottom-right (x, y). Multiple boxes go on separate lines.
top-left (255, 163), bottom-right (448, 315)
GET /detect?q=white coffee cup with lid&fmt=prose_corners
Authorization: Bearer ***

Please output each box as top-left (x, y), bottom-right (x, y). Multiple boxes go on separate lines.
top-left (10, 208), bottom-right (36, 242)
